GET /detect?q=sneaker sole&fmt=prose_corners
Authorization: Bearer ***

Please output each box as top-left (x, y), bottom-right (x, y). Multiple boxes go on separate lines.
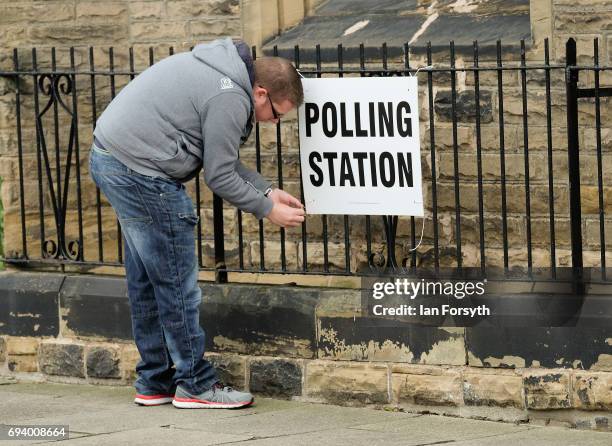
top-left (172, 397), bottom-right (254, 409)
top-left (134, 395), bottom-right (174, 406)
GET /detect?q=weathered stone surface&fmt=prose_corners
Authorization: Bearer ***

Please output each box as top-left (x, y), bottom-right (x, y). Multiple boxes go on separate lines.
top-left (435, 183), bottom-right (570, 216)
top-left (202, 208), bottom-right (238, 237)
top-left (523, 371), bottom-right (571, 409)
top-left (305, 360), bottom-right (388, 405)
top-left (434, 90), bottom-right (493, 124)
top-left (279, 0), bottom-right (305, 30)
top-left (0, 337), bottom-right (5, 363)
top-left (60, 276), bottom-right (132, 341)
top-left (167, 0), bottom-right (239, 17)
top-left (581, 186), bottom-right (612, 215)
top-left (554, 10), bottom-right (612, 33)
top-left (467, 328), bottom-right (612, 370)
top-left (28, 24), bottom-right (129, 43)
top-left (463, 372), bottom-right (524, 408)
top-left (392, 365), bottom-right (463, 406)
top-left (248, 240), bottom-right (299, 270)
top-left (249, 359), bottom-right (302, 399)
top-left (7, 337), bottom-right (40, 356)
top-left (208, 353), bottom-right (246, 388)
top-left (129, 1), bottom-right (165, 20)
top-left (297, 242), bottom-right (348, 271)
top-left (203, 283), bottom-right (318, 359)
top-left (121, 344), bottom-right (140, 382)
top-left (572, 372), bottom-right (612, 410)
top-left (8, 355), bottom-right (38, 373)
top-left (76, 2), bottom-right (128, 20)
top-left (1, 4), bottom-right (74, 23)
top-left (39, 342), bottom-right (85, 378)
top-left (86, 346), bottom-right (121, 379)
top-left (317, 316), bottom-right (466, 365)
top-left (0, 272), bottom-right (61, 337)
top-left (130, 21), bottom-right (188, 42)
top-left (190, 19), bottom-right (242, 38)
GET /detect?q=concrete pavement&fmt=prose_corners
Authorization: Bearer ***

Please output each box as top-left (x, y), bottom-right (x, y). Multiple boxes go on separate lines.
top-left (0, 381), bottom-right (610, 445)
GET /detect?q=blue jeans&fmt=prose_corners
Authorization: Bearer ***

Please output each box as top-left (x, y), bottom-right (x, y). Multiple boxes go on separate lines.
top-left (89, 145), bottom-right (218, 395)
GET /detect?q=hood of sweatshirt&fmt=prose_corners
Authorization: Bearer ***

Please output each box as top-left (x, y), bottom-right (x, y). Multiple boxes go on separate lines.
top-left (192, 38), bottom-right (254, 143)
top-left (192, 38), bottom-right (254, 102)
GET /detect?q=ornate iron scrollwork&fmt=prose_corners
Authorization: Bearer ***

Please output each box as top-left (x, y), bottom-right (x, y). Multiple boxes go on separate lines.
top-left (36, 73), bottom-right (82, 261)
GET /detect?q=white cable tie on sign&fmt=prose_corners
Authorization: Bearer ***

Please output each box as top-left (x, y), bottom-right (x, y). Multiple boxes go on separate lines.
top-left (409, 65), bottom-right (434, 77)
top-left (407, 216), bottom-right (426, 253)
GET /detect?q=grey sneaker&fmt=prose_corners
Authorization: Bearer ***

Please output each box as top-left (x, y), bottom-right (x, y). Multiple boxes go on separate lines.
top-left (172, 383), bottom-right (254, 409)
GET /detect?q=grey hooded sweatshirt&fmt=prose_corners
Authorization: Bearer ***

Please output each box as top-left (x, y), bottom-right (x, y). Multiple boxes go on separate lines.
top-left (93, 38), bottom-right (273, 219)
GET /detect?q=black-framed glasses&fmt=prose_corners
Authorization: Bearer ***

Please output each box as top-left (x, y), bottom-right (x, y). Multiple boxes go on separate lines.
top-left (267, 93), bottom-right (282, 120)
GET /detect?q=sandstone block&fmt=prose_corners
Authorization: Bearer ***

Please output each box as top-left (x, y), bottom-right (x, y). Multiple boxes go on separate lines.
top-left (279, 0), bottom-right (304, 31)
top-left (523, 371), bottom-right (571, 409)
top-left (131, 22), bottom-right (188, 42)
top-left (28, 24), bottom-right (129, 44)
top-left (428, 124), bottom-right (474, 150)
top-left (86, 345), bottom-right (121, 379)
top-left (7, 337), bottom-right (40, 355)
top-left (463, 372), bottom-right (524, 408)
top-left (76, 2), bottom-right (128, 20)
top-left (249, 240), bottom-right (299, 270)
top-left (8, 355), bottom-right (38, 373)
top-left (434, 90), bottom-right (493, 124)
top-left (121, 344), bottom-right (140, 382)
top-left (581, 186), bottom-right (612, 215)
top-left (297, 241), bottom-right (348, 271)
top-left (553, 34), bottom-right (604, 64)
top-left (573, 372), bottom-right (612, 410)
top-left (249, 358), bottom-right (302, 399)
top-left (201, 240), bottom-right (244, 269)
top-left (208, 353), bottom-right (246, 388)
top-left (392, 365), bottom-right (462, 406)
top-left (189, 18), bottom-right (241, 38)
top-left (1, 4), bottom-right (73, 23)
top-left (129, 1), bottom-right (165, 20)
top-left (167, 0), bottom-right (238, 18)
top-left (305, 361), bottom-right (388, 405)
top-left (554, 10), bottom-right (612, 34)
top-left (202, 208), bottom-right (237, 237)
top-left (0, 337), bottom-right (5, 363)
top-left (39, 342), bottom-right (85, 378)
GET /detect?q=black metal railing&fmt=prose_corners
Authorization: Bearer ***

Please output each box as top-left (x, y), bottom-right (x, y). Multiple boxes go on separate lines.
top-left (0, 38), bottom-right (609, 284)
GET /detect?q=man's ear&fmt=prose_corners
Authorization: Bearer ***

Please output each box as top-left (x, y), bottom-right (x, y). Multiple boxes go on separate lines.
top-left (253, 85), bottom-right (267, 99)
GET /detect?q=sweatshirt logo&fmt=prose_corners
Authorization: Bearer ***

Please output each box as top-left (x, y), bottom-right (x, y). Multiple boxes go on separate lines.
top-left (220, 77), bottom-right (234, 90)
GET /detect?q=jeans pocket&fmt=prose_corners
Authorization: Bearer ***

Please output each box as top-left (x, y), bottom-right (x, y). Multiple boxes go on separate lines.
top-left (109, 184), bottom-right (153, 224)
top-left (178, 213), bottom-right (200, 226)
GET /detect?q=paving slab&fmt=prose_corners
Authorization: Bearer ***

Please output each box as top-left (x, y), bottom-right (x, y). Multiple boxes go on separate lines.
top-left (451, 426), bottom-right (612, 446)
top-left (0, 382), bottom-right (609, 446)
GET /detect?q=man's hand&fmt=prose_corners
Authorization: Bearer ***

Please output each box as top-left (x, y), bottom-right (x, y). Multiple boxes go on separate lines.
top-left (268, 188), bottom-right (304, 209)
top-left (265, 188), bottom-right (305, 227)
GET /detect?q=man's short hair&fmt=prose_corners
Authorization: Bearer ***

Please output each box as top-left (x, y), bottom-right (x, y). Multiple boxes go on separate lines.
top-left (254, 57), bottom-right (304, 107)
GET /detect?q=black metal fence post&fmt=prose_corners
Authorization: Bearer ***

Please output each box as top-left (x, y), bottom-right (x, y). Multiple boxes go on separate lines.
top-left (213, 194), bottom-right (227, 283)
top-left (565, 38), bottom-right (584, 292)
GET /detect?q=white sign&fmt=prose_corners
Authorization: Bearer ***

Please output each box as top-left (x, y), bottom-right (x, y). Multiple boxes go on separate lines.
top-left (298, 77), bottom-right (423, 216)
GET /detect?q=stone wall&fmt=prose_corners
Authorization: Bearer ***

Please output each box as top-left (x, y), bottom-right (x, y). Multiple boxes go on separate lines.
top-left (0, 0), bottom-right (240, 66)
top-left (0, 1), bottom-right (611, 272)
top-left (0, 272), bottom-right (610, 430)
top-left (4, 337), bottom-right (610, 430)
